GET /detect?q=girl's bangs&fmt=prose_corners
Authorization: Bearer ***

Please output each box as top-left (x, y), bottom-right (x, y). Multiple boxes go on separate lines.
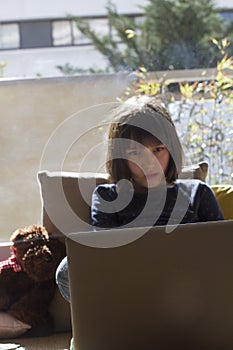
top-left (121, 124), bottom-right (162, 146)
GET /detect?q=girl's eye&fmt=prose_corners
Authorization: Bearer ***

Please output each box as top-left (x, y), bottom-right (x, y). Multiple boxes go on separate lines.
top-left (127, 149), bottom-right (140, 157)
top-left (153, 147), bottom-right (165, 153)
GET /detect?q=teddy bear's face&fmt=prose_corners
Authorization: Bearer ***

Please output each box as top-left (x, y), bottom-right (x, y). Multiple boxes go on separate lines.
top-left (20, 245), bottom-right (56, 281)
top-left (11, 225), bottom-right (65, 282)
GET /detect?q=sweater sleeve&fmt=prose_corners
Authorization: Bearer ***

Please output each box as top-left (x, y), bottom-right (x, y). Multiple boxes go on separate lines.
top-left (91, 184), bottom-right (120, 229)
top-left (197, 182), bottom-right (224, 222)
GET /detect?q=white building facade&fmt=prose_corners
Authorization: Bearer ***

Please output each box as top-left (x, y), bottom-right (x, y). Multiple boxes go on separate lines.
top-left (0, 0), bottom-right (232, 78)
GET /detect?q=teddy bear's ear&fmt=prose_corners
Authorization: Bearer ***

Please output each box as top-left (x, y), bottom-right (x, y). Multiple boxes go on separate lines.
top-left (10, 228), bottom-right (23, 243)
top-left (10, 225), bottom-right (49, 244)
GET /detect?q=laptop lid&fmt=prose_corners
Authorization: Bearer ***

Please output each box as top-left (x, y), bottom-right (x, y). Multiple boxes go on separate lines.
top-left (66, 220), bottom-right (233, 350)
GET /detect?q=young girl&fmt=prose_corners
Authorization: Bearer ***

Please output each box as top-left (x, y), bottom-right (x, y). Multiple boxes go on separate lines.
top-left (56, 95), bottom-right (223, 301)
top-left (91, 95), bottom-right (223, 229)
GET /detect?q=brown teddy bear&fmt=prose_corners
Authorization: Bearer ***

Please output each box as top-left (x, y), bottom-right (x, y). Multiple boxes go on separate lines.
top-left (0, 224), bottom-right (66, 337)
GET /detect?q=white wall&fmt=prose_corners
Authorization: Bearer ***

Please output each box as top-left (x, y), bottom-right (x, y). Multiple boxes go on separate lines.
top-left (0, 0), bottom-right (148, 21)
top-left (0, 73), bottom-right (132, 242)
top-left (1, 46), bottom-right (108, 78)
top-left (0, 0), bottom-right (230, 21)
top-left (215, 0), bottom-right (233, 8)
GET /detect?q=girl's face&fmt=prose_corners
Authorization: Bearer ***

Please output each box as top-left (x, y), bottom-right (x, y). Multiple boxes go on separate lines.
top-left (125, 138), bottom-right (170, 190)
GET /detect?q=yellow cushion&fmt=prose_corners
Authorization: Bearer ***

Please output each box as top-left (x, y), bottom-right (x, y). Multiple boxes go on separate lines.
top-left (212, 185), bottom-right (233, 220)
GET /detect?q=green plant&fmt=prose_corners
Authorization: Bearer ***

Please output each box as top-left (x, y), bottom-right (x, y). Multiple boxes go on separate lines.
top-left (69, 0), bottom-right (229, 73)
top-left (56, 62), bottom-right (109, 75)
top-left (124, 38), bottom-right (233, 185)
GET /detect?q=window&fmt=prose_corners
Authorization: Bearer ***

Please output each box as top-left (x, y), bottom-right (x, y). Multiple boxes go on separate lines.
top-left (72, 21), bottom-right (91, 45)
top-left (20, 21), bottom-right (52, 48)
top-left (0, 14), bottom-right (145, 50)
top-left (53, 20), bottom-right (72, 46)
top-left (72, 18), bottom-right (110, 45)
top-left (0, 23), bottom-right (19, 49)
top-left (220, 11), bottom-right (233, 21)
top-left (134, 15), bottom-right (145, 26)
top-left (89, 18), bottom-right (109, 37)
top-left (133, 15), bottom-right (145, 37)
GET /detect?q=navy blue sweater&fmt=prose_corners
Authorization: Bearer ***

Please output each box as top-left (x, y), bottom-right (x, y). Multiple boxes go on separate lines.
top-left (91, 180), bottom-right (223, 229)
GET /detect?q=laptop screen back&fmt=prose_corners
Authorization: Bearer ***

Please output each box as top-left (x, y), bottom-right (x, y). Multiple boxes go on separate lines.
top-left (66, 220), bottom-right (233, 350)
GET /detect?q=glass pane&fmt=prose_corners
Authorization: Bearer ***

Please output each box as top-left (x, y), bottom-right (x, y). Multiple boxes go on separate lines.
top-left (89, 18), bottom-right (109, 37)
top-left (134, 16), bottom-right (145, 26)
top-left (72, 18), bottom-right (109, 45)
top-left (110, 24), bottom-right (119, 41)
top-left (72, 21), bottom-right (91, 45)
top-left (0, 23), bottom-right (19, 49)
top-left (53, 21), bottom-right (72, 46)
top-left (134, 16), bottom-right (145, 36)
top-left (220, 11), bottom-right (233, 21)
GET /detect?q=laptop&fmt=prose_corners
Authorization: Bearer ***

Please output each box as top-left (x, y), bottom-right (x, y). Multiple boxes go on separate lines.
top-left (66, 220), bottom-right (233, 350)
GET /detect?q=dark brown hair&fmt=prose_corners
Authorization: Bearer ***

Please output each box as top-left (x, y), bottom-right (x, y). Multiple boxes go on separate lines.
top-left (106, 95), bottom-right (184, 185)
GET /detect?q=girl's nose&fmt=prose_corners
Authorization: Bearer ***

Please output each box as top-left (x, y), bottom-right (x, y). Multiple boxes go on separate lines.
top-left (140, 149), bottom-right (157, 166)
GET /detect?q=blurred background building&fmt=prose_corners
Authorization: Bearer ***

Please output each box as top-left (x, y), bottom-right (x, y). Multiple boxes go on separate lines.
top-left (0, 0), bottom-right (232, 78)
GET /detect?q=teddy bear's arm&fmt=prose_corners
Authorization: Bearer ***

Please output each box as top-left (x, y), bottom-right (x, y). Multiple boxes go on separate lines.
top-left (0, 268), bottom-right (28, 310)
top-left (0, 278), bottom-right (11, 309)
top-left (0, 294), bottom-right (11, 310)
top-left (8, 280), bottom-right (56, 327)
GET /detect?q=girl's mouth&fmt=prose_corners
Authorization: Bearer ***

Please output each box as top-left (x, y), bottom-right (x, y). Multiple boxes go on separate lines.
top-left (146, 172), bottom-right (159, 179)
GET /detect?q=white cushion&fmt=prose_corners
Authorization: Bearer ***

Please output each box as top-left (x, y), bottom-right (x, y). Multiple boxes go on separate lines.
top-left (0, 312), bottom-right (31, 339)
